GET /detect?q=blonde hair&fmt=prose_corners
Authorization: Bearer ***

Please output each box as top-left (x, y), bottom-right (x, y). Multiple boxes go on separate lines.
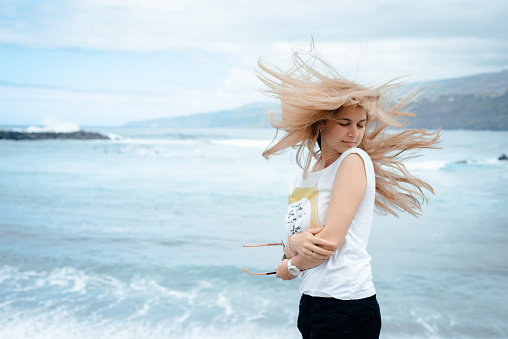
top-left (257, 50), bottom-right (440, 217)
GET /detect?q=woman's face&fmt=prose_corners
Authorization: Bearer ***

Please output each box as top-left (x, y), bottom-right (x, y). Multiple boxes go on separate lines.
top-left (320, 106), bottom-right (367, 156)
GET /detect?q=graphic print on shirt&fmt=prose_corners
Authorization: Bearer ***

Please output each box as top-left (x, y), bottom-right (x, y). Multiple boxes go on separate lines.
top-left (285, 182), bottom-right (322, 235)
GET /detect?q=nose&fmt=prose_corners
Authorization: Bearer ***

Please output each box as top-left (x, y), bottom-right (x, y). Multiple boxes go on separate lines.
top-left (348, 126), bottom-right (358, 138)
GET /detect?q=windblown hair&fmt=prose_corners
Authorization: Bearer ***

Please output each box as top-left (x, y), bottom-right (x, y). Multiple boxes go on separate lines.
top-left (257, 50), bottom-right (440, 217)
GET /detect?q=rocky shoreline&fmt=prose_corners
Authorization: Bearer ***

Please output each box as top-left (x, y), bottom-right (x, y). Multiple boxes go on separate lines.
top-left (0, 130), bottom-right (110, 140)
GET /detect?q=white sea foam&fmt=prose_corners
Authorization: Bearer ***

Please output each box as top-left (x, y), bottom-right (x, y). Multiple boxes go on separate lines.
top-left (0, 317), bottom-right (298, 339)
top-left (216, 293), bottom-right (234, 316)
top-left (405, 160), bottom-right (448, 171)
top-left (210, 139), bottom-right (271, 148)
top-left (0, 265), bottom-right (300, 339)
top-left (106, 133), bottom-right (124, 141)
top-left (128, 277), bottom-right (197, 304)
top-left (109, 137), bottom-right (271, 148)
top-left (26, 116), bottom-right (80, 133)
top-left (454, 158), bottom-right (502, 165)
top-left (405, 157), bottom-right (505, 171)
top-left (113, 138), bottom-right (200, 145)
top-left (411, 308), bottom-right (441, 338)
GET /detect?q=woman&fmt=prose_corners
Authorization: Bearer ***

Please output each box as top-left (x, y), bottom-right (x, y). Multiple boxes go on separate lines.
top-left (257, 50), bottom-right (440, 338)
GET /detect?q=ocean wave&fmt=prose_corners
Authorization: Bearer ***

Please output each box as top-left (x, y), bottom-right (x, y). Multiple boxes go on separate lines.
top-left (0, 265), bottom-right (299, 339)
top-left (210, 139), bottom-right (271, 148)
top-left (405, 158), bottom-right (506, 171)
top-left (106, 133), bottom-right (124, 141)
top-left (112, 138), bottom-right (271, 147)
top-left (405, 160), bottom-right (448, 171)
top-left (111, 138), bottom-right (200, 145)
top-left (26, 116), bottom-right (80, 133)
top-left (453, 158), bottom-right (502, 165)
top-left (0, 317), bottom-right (297, 339)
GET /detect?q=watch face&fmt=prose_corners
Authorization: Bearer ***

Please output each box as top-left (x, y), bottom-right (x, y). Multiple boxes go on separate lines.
top-left (287, 259), bottom-right (300, 276)
top-left (289, 267), bottom-right (299, 276)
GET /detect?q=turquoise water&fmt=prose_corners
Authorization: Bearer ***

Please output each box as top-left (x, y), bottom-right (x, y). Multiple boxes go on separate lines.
top-left (0, 128), bottom-right (507, 338)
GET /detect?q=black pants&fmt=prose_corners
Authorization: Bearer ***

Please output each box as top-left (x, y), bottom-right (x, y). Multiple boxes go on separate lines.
top-left (297, 294), bottom-right (381, 339)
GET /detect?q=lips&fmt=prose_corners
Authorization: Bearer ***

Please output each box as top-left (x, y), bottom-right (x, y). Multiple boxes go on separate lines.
top-left (343, 141), bottom-right (356, 147)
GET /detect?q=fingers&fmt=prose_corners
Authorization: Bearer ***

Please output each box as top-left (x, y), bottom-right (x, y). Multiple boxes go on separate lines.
top-left (310, 245), bottom-right (334, 257)
top-left (297, 237), bottom-right (334, 257)
top-left (305, 250), bottom-right (329, 261)
top-left (310, 237), bottom-right (335, 249)
top-left (299, 238), bottom-right (334, 254)
top-left (307, 227), bottom-right (324, 235)
top-left (275, 260), bottom-right (292, 280)
top-left (305, 227), bottom-right (336, 250)
top-left (301, 244), bottom-right (335, 260)
top-left (292, 229), bottom-right (337, 258)
top-left (275, 267), bottom-right (284, 279)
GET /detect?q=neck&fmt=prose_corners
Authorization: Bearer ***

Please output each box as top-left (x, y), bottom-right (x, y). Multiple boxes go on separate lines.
top-left (315, 146), bottom-right (341, 171)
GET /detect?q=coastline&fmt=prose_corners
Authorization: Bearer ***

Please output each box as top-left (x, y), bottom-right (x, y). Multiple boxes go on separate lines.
top-left (0, 130), bottom-right (110, 140)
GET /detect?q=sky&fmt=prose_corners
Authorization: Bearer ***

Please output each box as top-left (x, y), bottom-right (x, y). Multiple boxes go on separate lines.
top-left (1, 0), bottom-right (507, 126)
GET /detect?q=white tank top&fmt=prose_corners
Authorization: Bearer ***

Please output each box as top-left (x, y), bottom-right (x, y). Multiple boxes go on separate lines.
top-left (285, 147), bottom-right (376, 299)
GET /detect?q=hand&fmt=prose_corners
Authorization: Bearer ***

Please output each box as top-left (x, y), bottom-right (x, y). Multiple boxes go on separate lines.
top-left (275, 259), bottom-right (297, 281)
top-left (290, 227), bottom-right (336, 261)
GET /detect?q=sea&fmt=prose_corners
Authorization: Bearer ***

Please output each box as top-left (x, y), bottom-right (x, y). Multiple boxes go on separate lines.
top-left (0, 127), bottom-right (507, 339)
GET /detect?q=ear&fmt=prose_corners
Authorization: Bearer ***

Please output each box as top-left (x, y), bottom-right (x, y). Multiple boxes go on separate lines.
top-left (317, 120), bottom-right (326, 130)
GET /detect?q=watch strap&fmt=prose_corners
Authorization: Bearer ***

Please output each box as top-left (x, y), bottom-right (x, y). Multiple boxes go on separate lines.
top-left (287, 259), bottom-right (301, 276)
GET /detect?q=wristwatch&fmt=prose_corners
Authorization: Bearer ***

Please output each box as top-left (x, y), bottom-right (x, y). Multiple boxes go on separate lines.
top-left (287, 259), bottom-right (301, 276)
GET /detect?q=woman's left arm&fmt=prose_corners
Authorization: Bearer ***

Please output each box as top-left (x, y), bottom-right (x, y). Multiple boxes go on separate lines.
top-left (276, 153), bottom-right (367, 280)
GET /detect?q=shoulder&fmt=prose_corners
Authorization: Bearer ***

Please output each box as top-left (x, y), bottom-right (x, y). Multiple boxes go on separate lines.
top-left (335, 148), bottom-right (375, 189)
top-left (340, 152), bottom-right (365, 169)
top-left (335, 152), bottom-right (366, 182)
top-left (333, 148), bottom-right (373, 172)
top-left (339, 148), bottom-right (372, 166)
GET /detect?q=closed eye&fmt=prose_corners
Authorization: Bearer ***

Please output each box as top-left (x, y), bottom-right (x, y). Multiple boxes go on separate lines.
top-left (338, 123), bottom-right (365, 128)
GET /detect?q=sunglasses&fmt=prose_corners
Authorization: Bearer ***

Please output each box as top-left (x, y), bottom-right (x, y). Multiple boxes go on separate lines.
top-left (242, 241), bottom-right (287, 275)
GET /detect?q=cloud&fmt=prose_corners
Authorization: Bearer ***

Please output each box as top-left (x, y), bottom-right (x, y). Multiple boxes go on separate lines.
top-left (0, 76), bottom-right (264, 125)
top-left (317, 37), bottom-right (508, 82)
top-left (1, 0), bottom-right (507, 51)
top-left (2, 0), bottom-right (506, 82)
top-left (1, 0), bottom-right (507, 125)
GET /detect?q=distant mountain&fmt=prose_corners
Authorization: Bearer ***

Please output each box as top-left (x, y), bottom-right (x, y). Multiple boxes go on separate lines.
top-left (124, 102), bottom-right (279, 128)
top-left (125, 70), bottom-right (508, 130)
top-left (419, 70), bottom-right (508, 97)
top-left (409, 70), bottom-right (508, 130)
top-left (412, 92), bottom-right (508, 130)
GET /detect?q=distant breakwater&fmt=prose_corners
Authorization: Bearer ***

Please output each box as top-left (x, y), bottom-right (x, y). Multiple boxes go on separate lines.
top-left (0, 130), bottom-right (110, 140)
